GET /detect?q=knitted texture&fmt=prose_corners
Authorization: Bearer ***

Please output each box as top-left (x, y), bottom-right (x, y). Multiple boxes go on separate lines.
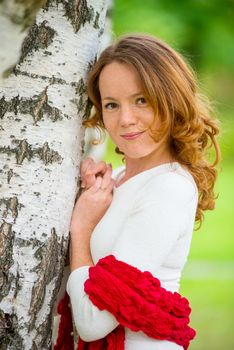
top-left (78, 326), bottom-right (125, 350)
top-left (54, 292), bottom-right (74, 350)
top-left (54, 255), bottom-right (196, 350)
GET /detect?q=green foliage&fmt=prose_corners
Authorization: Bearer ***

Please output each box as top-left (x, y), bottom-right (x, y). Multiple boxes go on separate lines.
top-left (113, 0), bottom-right (234, 72)
top-left (190, 161), bottom-right (234, 260)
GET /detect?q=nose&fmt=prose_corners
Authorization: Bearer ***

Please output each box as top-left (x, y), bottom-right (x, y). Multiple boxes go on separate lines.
top-left (119, 105), bottom-right (137, 127)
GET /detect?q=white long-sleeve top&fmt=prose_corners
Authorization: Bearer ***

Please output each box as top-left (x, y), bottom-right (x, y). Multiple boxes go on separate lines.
top-left (67, 162), bottom-right (198, 350)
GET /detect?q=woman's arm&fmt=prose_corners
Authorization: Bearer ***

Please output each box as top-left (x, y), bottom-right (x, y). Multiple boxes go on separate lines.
top-left (67, 172), bottom-right (198, 342)
top-left (69, 223), bottom-right (94, 271)
top-left (67, 164), bottom-right (119, 341)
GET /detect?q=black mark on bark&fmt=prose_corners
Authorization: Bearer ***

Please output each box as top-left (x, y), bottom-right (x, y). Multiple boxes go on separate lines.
top-left (0, 222), bottom-right (14, 302)
top-left (0, 96), bottom-right (20, 118)
top-left (13, 68), bottom-right (67, 85)
top-left (0, 97), bottom-right (8, 119)
top-left (28, 228), bottom-right (67, 331)
top-left (63, 0), bottom-right (95, 32)
top-left (16, 139), bottom-right (32, 164)
top-left (0, 140), bottom-right (62, 165)
top-left (71, 78), bottom-right (92, 119)
top-left (32, 313), bottom-right (52, 349)
top-left (18, 85), bottom-right (66, 123)
top-left (15, 237), bottom-right (42, 249)
top-left (7, 169), bottom-right (14, 184)
top-left (37, 142), bottom-right (62, 165)
top-left (94, 11), bottom-right (100, 29)
top-left (0, 196), bottom-right (23, 222)
top-left (20, 21), bottom-right (56, 63)
top-left (0, 90), bottom-right (69, 122)
top-left (0, 310), bottom-right (23, 349)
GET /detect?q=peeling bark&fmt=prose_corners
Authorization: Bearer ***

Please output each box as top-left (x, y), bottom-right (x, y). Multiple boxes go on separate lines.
top-left (28, 229), bottom-right (65, 332)
top-left (0, 310), bottom-right (23, 350)
top-left (0, 222), bottom-right (14, 302)
top-left (0, 0), bottom-right (108, 348)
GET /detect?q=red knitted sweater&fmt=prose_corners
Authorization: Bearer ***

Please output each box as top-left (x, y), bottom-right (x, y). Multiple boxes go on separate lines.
top-left (54, 255), bottom-right (196, 350)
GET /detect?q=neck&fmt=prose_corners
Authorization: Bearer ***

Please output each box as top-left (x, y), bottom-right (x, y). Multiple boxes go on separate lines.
top-left (123, 147), bottom-right (174, 180)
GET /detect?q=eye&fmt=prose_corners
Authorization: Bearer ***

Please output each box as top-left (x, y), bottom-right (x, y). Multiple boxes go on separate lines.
top-left (136, 97), bottom-right (147, 105)
top-left (104, 102), bottom-right (118, 110)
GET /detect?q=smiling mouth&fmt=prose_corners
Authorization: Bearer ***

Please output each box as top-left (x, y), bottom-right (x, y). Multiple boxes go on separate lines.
top-left (121, 131), bottom-right (145, 140)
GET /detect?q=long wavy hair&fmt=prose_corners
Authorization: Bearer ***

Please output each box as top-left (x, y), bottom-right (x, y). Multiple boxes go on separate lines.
top-left (84, 34), bottom-right (220, 228)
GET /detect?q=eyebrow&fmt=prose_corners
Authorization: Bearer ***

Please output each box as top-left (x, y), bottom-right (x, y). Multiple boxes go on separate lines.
top-left (102, 92), bottom-right (143, 101)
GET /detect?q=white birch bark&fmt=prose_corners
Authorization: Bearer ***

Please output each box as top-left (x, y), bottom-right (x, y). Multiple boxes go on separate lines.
top-left (0, 1), bottom-right (107, 349)
top-left (0, 0), bottom-right (46, 78)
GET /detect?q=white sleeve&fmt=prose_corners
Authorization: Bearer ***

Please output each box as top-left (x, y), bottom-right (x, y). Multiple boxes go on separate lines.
top-left (66, 267), bottom-right (118, 342)
top-left (66, 173), bottom-right (197, 342)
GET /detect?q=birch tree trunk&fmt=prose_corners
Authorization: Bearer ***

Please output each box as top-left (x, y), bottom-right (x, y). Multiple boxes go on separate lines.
top-left (0, 1), bottom-right (107, 349)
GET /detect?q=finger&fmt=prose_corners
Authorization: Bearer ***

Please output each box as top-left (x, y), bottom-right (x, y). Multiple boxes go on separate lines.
top-left (80, 158), bottom-right (95, 187)
top-left (83, 161), bottom-right (108, 188)
top-left (85, 161), bottom-right (108, 177)
top-left (99, 179), bottom-right (115, 195)
top-left (103, 178), bottom-right (115, 193)
top-left (99, 164), bottom-right (113, 190)
top-left (89, 176), bottom-right (102, 193)
top-left (80, 157), bottom-right (95, 175)
top-left (82, 173), bottom-right (96, 189)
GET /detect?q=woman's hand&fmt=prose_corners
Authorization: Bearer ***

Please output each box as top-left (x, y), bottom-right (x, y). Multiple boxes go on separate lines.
top-left (80, 157), bottom-right (111, 190)
top-left (69, 160), bottom-right (114, 271)
top-left (70, 164), bottom-right (115, 235)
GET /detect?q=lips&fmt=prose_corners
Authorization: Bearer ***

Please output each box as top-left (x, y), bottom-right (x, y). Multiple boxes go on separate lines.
top-left (121, 131), bottom-right (145, 140)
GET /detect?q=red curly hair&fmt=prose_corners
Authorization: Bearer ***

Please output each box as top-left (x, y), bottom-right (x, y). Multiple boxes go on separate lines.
top-left (84, 34), bottom-right (220, 228)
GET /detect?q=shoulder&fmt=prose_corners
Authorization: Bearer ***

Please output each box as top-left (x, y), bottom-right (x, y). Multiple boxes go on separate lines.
top-left (139, 167), bottom-right (198, 207)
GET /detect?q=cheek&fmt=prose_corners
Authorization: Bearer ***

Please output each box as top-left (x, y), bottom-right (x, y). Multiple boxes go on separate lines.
top-left (139, 108), bottom-right (156, 126)
top-left (103, 116), bottom-right (116, 132)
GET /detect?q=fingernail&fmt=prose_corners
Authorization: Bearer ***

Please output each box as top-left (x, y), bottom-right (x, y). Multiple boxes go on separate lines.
top-left (81, 182), bottom-right (85, 188)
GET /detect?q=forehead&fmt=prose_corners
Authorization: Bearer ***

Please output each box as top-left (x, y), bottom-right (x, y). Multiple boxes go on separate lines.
top-left (99, 62), bottom-right (143, 96)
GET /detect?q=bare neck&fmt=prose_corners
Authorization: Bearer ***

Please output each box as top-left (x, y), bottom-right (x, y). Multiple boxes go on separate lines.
top-left (122, 149), bottom-right (174, 183)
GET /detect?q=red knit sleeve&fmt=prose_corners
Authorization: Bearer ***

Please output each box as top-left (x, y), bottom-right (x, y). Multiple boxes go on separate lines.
top-left (84, 255), bottom-right (196, 350)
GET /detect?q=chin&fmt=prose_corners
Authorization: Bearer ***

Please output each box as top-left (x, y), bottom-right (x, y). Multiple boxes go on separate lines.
top-left (124, 150), bottom-right (152, 159)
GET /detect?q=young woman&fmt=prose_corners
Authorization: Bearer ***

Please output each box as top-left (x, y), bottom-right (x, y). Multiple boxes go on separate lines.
top-left (55, 34), bottom-right (220, 350)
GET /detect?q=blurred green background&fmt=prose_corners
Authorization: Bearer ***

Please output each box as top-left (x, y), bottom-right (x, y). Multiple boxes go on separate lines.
top-left (103, 1), bottom-right (234, 349)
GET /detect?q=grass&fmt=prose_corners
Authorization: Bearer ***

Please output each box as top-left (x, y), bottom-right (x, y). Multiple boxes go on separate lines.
top-left (180, 280), bottom-right (234, 350)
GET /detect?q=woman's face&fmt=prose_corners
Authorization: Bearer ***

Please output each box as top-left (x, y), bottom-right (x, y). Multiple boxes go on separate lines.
top-left (99, 61), bottom-right (168, 160)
